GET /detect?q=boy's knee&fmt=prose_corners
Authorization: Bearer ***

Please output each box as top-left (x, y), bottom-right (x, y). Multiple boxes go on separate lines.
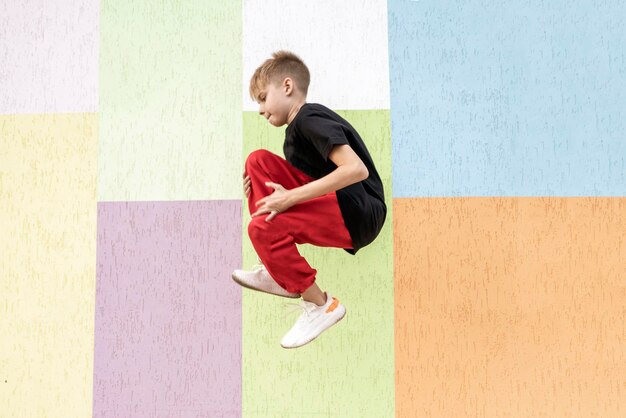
top-left (245, 149), bottom-right (273, 171)
top-left (247, 216), bottom-right (269, 243)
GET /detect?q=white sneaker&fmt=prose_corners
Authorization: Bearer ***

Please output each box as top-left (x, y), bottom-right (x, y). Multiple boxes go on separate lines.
top-left (231, 264), bottom-right (300, 299)
top-left (280, 292), bottom-right (346, 349)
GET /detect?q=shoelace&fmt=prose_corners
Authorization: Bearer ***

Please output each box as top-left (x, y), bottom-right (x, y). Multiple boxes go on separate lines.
top-left (251, 255), bottom-right (270, 271)
top-left (251, 263), bottom-right (265, 272)
top-left (283, 300), bottom-right (315, 320)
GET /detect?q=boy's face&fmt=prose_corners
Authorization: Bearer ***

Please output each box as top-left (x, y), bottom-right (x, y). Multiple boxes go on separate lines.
top-left (257, 79), bottom-right (292, 127)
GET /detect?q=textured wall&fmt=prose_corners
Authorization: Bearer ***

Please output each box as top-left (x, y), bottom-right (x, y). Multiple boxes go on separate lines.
top-left (2, 1), bottom-right (625, 417)
top-left (389, 1), bottom-right (626, 197)
top-left (1, 114), bottom-right (98, 417)
top-left (394, 198), bottom-right (625, 417)
top-left (2, 1), bottom-right (245, 417)
top-left (98, 0), bottom-right (242, 201)
top-left (96, 1), bottom-right (244, 416)
top-left (94, 201), bottom-right (242, 417)
top-left (389, 1), bottom-right (625, 417)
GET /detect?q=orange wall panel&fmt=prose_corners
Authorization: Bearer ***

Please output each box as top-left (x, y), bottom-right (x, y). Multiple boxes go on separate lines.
top-left (394, 198), bottom-right (625, 417)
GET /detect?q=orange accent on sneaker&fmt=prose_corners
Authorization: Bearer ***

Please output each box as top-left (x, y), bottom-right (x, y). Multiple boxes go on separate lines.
top-left (326, 298), bottom-right (339, 313)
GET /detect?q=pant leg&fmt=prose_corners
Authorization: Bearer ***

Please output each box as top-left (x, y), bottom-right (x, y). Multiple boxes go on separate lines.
top-left (245, 149), bottom-right (353, 294)
top-left (245, 149), bottom-right (315, 213)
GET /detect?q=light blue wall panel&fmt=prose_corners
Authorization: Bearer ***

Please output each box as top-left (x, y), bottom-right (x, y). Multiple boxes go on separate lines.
top-left (389, 0), bottom-right (626, 197)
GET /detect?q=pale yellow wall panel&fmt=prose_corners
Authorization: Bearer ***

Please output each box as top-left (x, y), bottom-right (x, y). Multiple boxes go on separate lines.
top-left (1, 114), bottom-right (97, 418)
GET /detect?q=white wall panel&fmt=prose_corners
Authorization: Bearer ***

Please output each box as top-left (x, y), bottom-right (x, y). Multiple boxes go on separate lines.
top-left (243, 0), bottom-right (390, 111)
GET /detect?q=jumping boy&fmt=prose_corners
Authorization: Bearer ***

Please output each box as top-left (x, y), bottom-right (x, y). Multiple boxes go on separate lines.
top-left (232, 51), bottom-right (386, 349)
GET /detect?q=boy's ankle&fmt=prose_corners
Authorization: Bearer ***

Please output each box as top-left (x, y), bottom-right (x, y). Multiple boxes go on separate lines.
top-left (303, 292), bottom-right (327, 306)
top-left (315, 292), bottom-right (329, 307)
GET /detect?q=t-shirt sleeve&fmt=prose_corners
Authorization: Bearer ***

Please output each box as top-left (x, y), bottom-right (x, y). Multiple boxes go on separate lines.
top-left (297, 114), bottom-right (349, 161)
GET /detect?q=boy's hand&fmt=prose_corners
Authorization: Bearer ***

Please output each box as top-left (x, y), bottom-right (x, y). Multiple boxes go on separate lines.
top-left (251, 182), bottom-right (292, 222)
top-left (243, 171), bottom-right (251, 198)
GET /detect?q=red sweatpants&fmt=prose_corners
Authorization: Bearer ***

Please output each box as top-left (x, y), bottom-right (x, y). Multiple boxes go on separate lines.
top-left (245, 149), bottom-right (353, 294)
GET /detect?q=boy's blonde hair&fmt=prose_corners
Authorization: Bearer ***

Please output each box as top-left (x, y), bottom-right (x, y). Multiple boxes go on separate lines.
top-left (249, 50), bottom-right (310, 102)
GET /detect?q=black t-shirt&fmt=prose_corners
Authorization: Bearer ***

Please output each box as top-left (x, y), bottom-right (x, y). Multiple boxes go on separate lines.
top-left (284, 103), bottom-right (386, 255)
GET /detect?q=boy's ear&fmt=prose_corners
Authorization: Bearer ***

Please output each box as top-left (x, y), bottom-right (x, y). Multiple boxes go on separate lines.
top-left (283, 77), bottom-right (294, 95)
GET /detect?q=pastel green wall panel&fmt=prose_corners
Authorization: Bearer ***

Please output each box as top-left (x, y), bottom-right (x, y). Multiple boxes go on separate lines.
top-left (99, 0), bottom-right (242, 201)
top-left (241, 110), bottom-right (394, 418)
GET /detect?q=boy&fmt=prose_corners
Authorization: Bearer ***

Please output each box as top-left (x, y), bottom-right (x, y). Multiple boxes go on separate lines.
top-left (232, 51), bottom-right (386, 349)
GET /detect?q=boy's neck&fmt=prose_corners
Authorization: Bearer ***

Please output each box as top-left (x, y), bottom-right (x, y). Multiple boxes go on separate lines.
top-left (287, 99), bottom-right (307, 125)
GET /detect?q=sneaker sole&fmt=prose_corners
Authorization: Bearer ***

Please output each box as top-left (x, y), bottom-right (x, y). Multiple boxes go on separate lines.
top-left (280, 307), bottom-right (346, 349)
top-left (231, 273), bottom-right (301, 299)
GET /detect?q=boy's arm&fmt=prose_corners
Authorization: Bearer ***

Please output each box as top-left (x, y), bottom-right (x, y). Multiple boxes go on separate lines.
top-left (289, 144), bottom-right (368, 204)
top-left (251, 144), bottom-right (368, 221)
